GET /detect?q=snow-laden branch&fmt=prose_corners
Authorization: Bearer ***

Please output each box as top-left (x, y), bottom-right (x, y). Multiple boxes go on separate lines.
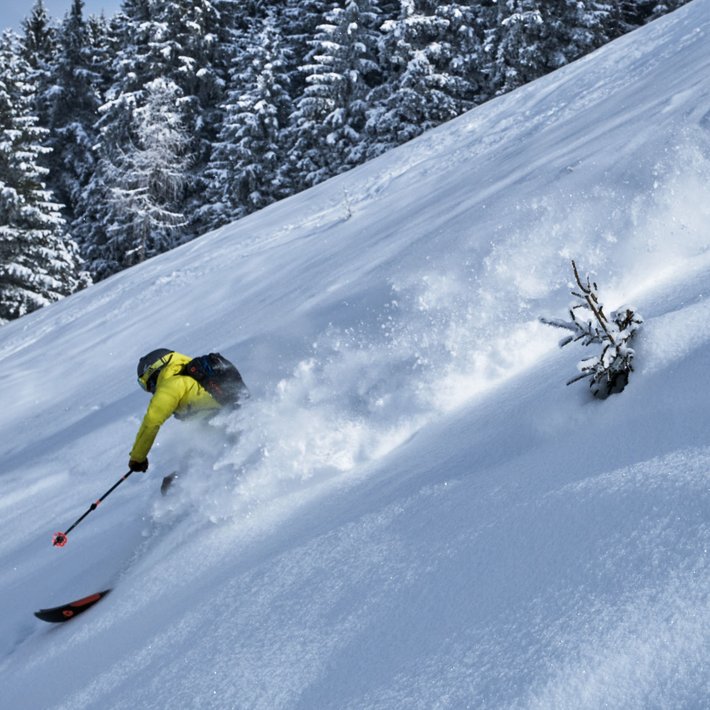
top-left (541, 260), bottom-right (643, 399)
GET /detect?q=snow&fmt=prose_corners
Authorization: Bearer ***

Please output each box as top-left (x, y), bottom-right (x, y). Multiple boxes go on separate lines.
top-left (1, 2), bottom-right (710, 708)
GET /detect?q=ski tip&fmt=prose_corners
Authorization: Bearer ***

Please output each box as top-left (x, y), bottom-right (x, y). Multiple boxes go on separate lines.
top-left (34, 589), bottom-right (111, 623)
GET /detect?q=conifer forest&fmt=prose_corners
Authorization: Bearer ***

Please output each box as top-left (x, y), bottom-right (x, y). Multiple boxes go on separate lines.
top-left (0, 0), bottom-right (689, 324)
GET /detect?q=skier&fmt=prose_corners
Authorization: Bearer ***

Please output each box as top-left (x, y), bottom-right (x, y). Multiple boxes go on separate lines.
top-left (50, 349), bottom-right (246, 546)
top-left (131, 348), bottom-right (248, 492)
top-left (129, 349), bottom-right (224, 475)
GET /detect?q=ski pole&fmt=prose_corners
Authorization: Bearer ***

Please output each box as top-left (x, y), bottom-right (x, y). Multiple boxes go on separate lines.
top-left (52, 470), bottom-right (135, 547)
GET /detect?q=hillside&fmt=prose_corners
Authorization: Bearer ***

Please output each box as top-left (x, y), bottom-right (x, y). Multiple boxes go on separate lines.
top-left (1, 2), bottom-right (709, 708)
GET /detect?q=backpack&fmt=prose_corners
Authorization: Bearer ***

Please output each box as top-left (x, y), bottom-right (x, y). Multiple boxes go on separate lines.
top-left (181, 353), bottom-right (248, 407)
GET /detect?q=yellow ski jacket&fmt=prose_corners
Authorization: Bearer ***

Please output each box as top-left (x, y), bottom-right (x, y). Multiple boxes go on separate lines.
top-left (130, 352), bottom-right (221, 462)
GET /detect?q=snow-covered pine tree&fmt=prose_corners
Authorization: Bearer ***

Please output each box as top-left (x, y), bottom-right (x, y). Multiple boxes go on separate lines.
top-left (276, 0), bottom-right (330, 193)
top-left (285, 0), bottom-right (383, 189)
top-left (78, 0), bottom-right (236, 262)
top-left (146, 0), bottom-right (235, 235)
top-left (364, 0), bottom-right (482, 159)
top-left (203, 14), bottom-right (292, 229)
top-left (615, 0), bottom-right (688, 25)
top-left (485, 0), bottom-right (615, 96)
top-left (603, 0), bottom-right (676, 35)
top-left (560, 1), bottom-right (613, 61)
top-left (41, 0), bottom-right (690, 284)
top-left (280, 0), bottom-right (332, 98)
top-left (0, 32), bottom-right (86, 324)
top-left (71, 0), bottom-right (149, 277)
top-left (324, 0), bottom-right (384, 169)
top-left (439, 2), bottom-right (492, 101)
top-left (644, 0), bottom-right (688, 21)
top-left (541, 261), bottom-right (643, 398)
top-left (44, 0), bottom-right (102, 220)
top-left (21, 0), bottom-right (57, 130)
top-left (485, 0), bottom-right (548, 95)
top-left (21, 0), bottom-right (56, 63)
top-left (83, 12), bottom-right (120, 127)
top-left (89, 78), bottom-right (189, 274)
top-left (74, 0), bottom-right (194, 278)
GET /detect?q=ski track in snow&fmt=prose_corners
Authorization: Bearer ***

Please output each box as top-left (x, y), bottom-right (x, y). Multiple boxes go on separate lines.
top-left (2, 2), bottom-right (710, 708)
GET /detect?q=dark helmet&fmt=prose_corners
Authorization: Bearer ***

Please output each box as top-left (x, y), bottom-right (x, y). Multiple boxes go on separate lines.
top-left (137, 349), bottom-right (174, 392)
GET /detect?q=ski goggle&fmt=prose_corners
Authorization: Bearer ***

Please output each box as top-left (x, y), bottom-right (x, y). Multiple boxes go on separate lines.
top-left (137, 354), bottom-right (173, 392)
top-left (137, 372), bottom-right (159, 393)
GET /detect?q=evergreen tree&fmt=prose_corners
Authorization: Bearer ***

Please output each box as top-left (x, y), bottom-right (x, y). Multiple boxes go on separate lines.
top-left (84, 12), bottom-right (118, 113)
top-left (604, 1), bottom-right (649, 35)
top-left (21, 0), bottom-right (57, 129)
top-left (561, 1), bottom-right (614, 61)
top-left (73, 0), bottom-right (176, 277)
top-left (645, 0), bottom-right (688, 21)
top-left (439, 2), bottom-right (492, 99)
top-left (28, 0), bottom-right (689, 288)
top-left (485, 0), bottom-right (547, 95)
top-left (45, 0), bottom-right (102, 219)
top-left (203, 15), bottom-right (292, 229)
top-left (22, 0), bottom-right (56, 64)
top-left (280, 0), bottom-right (331, 96)
top-left (77, 0), bottom-right (233, 273)
top-left (485, 0), bottom-right (613, 97)
top-left (365, 0), bottom-right (483, 158)
top-left (0, 32), bottom-right (85, 324)
top-left (83, 78), bottom-right (189, 277)
top-left (286, 0), bottom-right (383, 189)
top-left (542, 261), bottom-right (643, 399)
top-left (146, 0), bottom-right (234, 233)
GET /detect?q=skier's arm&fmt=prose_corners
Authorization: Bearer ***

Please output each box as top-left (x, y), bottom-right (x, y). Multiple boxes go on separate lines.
top-left (129, 383), bottom-right (181, 463)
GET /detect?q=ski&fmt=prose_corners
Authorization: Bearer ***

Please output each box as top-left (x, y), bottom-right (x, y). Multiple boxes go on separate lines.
top-left (34, 589), bottom-right (111, 623)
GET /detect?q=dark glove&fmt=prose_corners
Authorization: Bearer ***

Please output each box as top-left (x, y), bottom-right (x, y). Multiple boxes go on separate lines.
top-left (129, 458), bottom-right (149, 472)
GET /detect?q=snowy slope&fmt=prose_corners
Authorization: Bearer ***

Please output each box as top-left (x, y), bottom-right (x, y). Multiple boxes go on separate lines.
top-left (1, 2), bottom-right (710, 708)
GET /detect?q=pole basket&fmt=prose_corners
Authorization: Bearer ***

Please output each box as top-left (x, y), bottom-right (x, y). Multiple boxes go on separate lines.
top-left (49, 470), bottom-right (133, 548)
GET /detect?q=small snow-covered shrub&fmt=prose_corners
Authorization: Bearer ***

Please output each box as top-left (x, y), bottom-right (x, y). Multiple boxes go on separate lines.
top-left (541, 261), bottom-right (643, 399)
